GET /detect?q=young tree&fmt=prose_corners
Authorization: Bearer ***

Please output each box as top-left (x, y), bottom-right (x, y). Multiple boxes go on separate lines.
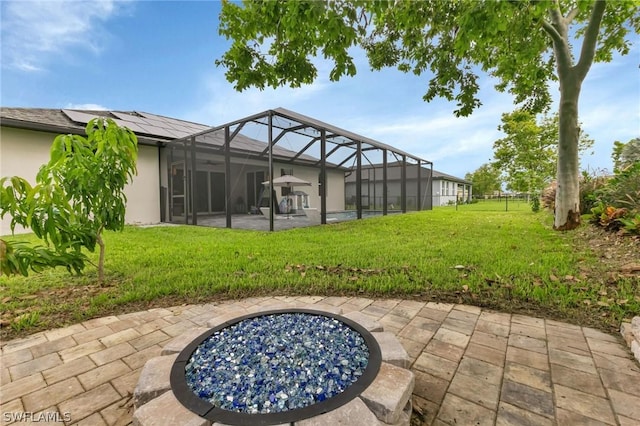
top-left (0, 118), bottom-right (138, 283)
top-left (492, 110), bottom-right (593, 195)
top-left (217, 0), bottom-right (639, 230)
top-left (465, 163), bottom-right (502, 197)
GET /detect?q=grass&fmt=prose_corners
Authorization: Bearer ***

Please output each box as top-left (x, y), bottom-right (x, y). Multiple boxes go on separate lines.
top-left (1, 201), bottom-right (638, 340)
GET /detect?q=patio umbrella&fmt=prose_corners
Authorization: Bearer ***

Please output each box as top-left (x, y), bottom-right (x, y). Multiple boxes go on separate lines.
top-left (262, 175), bottom-right (311, 217)
top-left (262, 175), bottom-right (312, 188)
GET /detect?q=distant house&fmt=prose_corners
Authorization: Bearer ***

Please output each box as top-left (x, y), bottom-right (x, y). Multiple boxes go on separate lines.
top-left (1, 107), bottom-right (432, 233)
top-left (344, 162), bottom-right (472, 209)
top-left (432, 169), bottom-right (473, 206)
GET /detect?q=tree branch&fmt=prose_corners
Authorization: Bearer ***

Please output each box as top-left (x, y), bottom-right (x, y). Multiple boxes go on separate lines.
top-left (542, 3), bottom-right (573, 75)
top-left (541, 19), bottom-right (563, 46)
top-left (574, 0), bottom-right (607, 81)
top-left (565, 7), bottom-right (580, 24)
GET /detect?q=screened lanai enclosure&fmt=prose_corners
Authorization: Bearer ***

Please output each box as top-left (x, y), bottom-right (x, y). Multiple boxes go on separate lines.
top-left (165, 108), bottom-right (432, 231)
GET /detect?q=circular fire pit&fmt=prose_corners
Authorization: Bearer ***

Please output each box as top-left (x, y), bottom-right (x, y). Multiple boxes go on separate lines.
top-left (133, 305), bottom-right (415, 426)
top-left (171, 309), bottom-right (381, 424)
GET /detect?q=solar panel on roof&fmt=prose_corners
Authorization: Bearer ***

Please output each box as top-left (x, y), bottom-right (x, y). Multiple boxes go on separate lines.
top-left (119, 121), bottom-right (150, 134)
top-left (62, 109), bottom-right (102, 125)
top-left (147, 122), bottom-right (186, 137)
top-left (139, 111), bottom-right (209, 132)
top-left (111, 111), bottom-right (149, 125)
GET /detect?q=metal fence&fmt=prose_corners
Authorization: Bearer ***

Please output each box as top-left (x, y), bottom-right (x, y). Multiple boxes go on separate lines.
top-left (446, 194), bottom-right (534, 212)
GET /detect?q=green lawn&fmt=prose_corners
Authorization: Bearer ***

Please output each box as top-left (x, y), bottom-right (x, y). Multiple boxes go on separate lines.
top-left (1, 203), bottom-right (638, 338)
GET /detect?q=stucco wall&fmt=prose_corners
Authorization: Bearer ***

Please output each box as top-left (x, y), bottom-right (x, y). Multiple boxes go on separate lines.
top-left (0, 127), bottom-right (53, 235)
top-left (0, 126), bottom-right (160, 235)
top-left (275, 164), bottom-right (345, 212)
top-left (125, 145), bottom-right (160, 225)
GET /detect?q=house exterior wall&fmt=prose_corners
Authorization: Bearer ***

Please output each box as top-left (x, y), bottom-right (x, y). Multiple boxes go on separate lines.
top-left (126, 145), bottom-right (161, 225)
top-left (432, 180), bottom-right (458, 206)
top-left (278, 164), bottom-right (344, 212)
top-left (432, 180), bottom-right (472, 206)
top-left (0, 126), bottom-right (160, 235)
top-left (0, 127), bottom-right (53, 235)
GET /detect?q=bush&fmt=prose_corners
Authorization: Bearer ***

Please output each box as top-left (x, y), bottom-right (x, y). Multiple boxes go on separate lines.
top-left (589, 203), bottom-right (628, 232)
top-left (530, 195), bottom-right (540, 212)
top-left (580, 170), bottom-right (610, 214)
top-left (588, 162), bottom-right (640, 235)
top-left (541, 169), bottom-right (610, 214)
top-left (541, 181), bottom-right (556, 210)
top-left (594, 162), bottom-right (640, 213)
top-left (618, 213), bottom-right (640, 235)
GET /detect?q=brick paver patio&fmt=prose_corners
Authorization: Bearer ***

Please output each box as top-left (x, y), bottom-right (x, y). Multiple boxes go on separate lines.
top-left (1, 296), bottom-right (639, 425)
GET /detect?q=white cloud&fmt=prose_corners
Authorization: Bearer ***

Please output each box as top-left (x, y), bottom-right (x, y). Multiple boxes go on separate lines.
top-left (64, 103), bottom-right (109, 110)
top-left (1, 0), bottom-right (132, 72)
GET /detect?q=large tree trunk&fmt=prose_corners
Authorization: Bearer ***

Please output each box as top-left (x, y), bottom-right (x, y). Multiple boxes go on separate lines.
top-left (543, 1), bottom-right (605, 231)
top-left (554, 79), bottom-right (582, 230)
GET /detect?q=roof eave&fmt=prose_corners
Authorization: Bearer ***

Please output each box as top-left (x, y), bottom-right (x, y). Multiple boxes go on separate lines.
top-left (1, 117), bottom-right (164, 147)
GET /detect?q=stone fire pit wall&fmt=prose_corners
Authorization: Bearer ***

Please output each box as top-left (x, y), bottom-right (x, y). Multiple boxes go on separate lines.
top-left (132, 304), bottom-right (415, 426)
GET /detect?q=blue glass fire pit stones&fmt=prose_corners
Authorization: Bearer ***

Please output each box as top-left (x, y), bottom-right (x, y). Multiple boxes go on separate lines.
top-left (170, 309), bottom-right (382, 425)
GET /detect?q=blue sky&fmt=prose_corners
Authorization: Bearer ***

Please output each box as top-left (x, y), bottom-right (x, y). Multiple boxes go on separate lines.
top-left (2, 1), bottom-right (638, 179)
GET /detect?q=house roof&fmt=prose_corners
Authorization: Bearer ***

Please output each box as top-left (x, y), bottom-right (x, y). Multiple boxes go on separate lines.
top-left (1, 107), bottom-right (433, 171)
top-left (432, 169), bottom-right (472, 185)
top-left (0, 107), bottom-right (336, 164)
top-left (0, 107), bottom-right (211, 146)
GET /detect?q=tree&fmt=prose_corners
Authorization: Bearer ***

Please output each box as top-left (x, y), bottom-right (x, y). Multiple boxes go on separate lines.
top-left (492, 110), bottom-right (593, 195)
top-left (465, 163), bottom-right (502, 197)
top-left (612, 137), bottom-right (640, 172)
top-left (0, 118), bottom-right (138, 283)
top-left (217, 0), bottom-right (639, 230)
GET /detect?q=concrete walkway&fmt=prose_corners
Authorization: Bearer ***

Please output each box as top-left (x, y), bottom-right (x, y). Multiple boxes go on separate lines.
top-left (1, 296), bottom-right (639, 425)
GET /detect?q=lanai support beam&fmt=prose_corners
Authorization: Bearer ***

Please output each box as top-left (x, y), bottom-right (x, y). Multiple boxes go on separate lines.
top-left (225, 127), bottom-right (232, 228)
top-left (190, 137), bottom-right (198, 225)
top-left (259, 124), bottom-right (307, 156)
top-left (356, 141), bottom-right (362, 219)
top-left (427, 163), bottom-right (434, 210)
top-left (417, 159), bottom-right (422, 211)
top-left (320, 129), bottom-right (327, 225)
top-left (401, 155), bottom-right (407, 213)
top-left (183, 140), bottom-right (188, 225)
top-left (229, 122), bottom-right (246, 142)
top-left (383, 149), bottom-right (388, 216)
top-left (168, 146), bottom-right (173, 222)
top-left (268, 112), bottom-right (274, 232)
top-left (337, 152), bottom-right (357, 168)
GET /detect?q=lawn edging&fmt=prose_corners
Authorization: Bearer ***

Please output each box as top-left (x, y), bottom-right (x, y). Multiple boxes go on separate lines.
top-left (621, 316), bottom-right (640, 364)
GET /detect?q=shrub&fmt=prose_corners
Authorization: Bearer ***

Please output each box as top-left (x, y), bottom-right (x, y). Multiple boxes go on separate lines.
top-left (618, 213), bottom-right (640, 235)
top-left (588, 162), bottom-right (640, 235)
top-left (590, 202), bottom-right (628, 232)
top-left (541, 181), bottom-right (556, 210)
top-left (530, 194), bottom-right (540, 212)
top-left (580, 170), bottom-right (610, 214)
top-left (595, 162), bottom-right (640, 213)
top-left (541, 169), bottom-right (611, 214)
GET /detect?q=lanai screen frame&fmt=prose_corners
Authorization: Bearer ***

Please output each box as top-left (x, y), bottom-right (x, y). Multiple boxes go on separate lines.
top-left (168, 107), bottom-right (433, 231)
